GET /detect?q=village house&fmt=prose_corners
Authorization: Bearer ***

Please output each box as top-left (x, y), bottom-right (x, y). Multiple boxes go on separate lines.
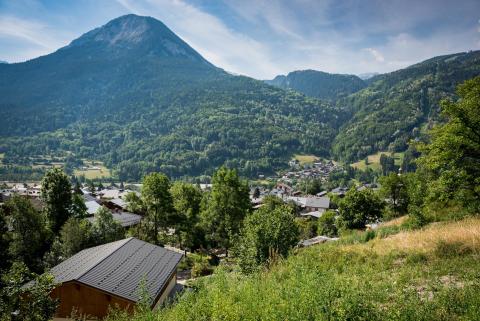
top-left (49, 237), bottom-right (183, 319)
top-left (287, 196), bottom-right (330, 215)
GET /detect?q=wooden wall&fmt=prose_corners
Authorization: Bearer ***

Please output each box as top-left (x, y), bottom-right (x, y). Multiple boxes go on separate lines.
top-left (51, 281), bottom-right (134, 319)
top-left (52, 272), bottom-right (178, 319)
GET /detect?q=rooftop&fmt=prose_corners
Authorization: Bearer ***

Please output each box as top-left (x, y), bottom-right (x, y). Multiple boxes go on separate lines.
top-left (49, 237), bottom-right (183, 303)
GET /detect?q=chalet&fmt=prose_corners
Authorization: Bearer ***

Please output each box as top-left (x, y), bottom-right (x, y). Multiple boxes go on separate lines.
top-left (86, 210), bottom-right (142, 227)
top-left (49, 237), bottom-right (183, 319)
top-left (287, 196), bottom-right (330, 213)
top-left (276, 183), bottom-right (293, 195)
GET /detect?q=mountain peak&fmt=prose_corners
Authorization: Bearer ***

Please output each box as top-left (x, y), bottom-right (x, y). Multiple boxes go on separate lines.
top-left (65, 14), bottom-right (210, 63)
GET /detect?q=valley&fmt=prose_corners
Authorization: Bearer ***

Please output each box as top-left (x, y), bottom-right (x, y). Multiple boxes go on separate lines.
top-left (0, 8), bottom-right (479, 321)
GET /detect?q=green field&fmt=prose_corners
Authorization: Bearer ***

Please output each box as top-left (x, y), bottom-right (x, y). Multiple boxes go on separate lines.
top-left (351, 151), bottom-right (404, 171)
top-left (73, 161), bottom-right (111, 179)
top-left (293, 154), bottom-right (319, 165)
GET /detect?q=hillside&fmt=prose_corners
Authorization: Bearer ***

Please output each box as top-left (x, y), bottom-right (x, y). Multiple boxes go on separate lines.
top-left (265, 70), bottom-right (366, 101)
top-left (0, 15), bottom-right (343, 180)
top-left (107, 216), bottom-right (480, 320)
top-left (332, 51), bottom-right (480, 162)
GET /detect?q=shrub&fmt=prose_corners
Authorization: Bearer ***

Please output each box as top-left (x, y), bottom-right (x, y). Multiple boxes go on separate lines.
top-left (317, 210), bottom-right (338, 237)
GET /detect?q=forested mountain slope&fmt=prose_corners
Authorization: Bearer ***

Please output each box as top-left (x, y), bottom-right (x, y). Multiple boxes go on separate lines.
top-left (0, 14), bottom-right (343, 180)
top-left (332, 50), bottom-right (480, 162)
top-left (265, 70), bottom-right (366, 101)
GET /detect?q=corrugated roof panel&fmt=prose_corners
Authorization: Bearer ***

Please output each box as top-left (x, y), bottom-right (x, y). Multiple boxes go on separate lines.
top-left (50, 238), bottom-right (131, 283)
top-left (75, 238), bottom-right (183, 302)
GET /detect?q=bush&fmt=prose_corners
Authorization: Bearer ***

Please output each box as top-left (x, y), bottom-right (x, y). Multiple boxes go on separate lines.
top-left (317, 210), bottom-right (338, 237)
top-left (191, 259), bottom-right (214, 278)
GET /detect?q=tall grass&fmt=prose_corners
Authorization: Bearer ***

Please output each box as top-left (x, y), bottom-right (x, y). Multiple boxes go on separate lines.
top-left (107, 217), bottom-right (480, 321)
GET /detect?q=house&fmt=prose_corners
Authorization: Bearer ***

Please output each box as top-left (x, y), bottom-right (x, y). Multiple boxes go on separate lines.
top-left (300, 211), bottom-right (323, 219)
top-left (86, 211), bottom-right (142, 227)
top-left (299, 235), bottom-right (339, 247)
top-left (287, 196), bottom-right (330, 213)
top-left (85, 200), bottom-right (102, 216)
top-left (49, 237), bottom-right (183, 319)
top-left (276, 183), bottom-right (294, 195)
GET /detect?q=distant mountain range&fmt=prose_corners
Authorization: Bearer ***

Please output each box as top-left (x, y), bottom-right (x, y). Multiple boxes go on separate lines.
top-left (0, 14), bottom-right (343, 180)
top-left (0, 60), bottom-right (7, 64)
top-left (265, 70), bottom-right (366, 101)
top-left (0, 14), bottom-right (479, 180)
top-left (357, 72), bottom-right (379, 80)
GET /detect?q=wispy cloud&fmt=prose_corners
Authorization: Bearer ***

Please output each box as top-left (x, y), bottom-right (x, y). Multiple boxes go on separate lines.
top-left (115, 0), bottom-right (280, 77)
top-left (0, 0), bottom-right (479, 77)
top-left (0, 14), bottom-right (72, 62)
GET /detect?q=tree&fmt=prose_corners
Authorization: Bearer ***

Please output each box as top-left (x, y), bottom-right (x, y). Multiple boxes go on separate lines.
top-left (73, 181), bottom-right (83, 195)
top-left (71, 193), bottom-right (87, 218)
top-left (236, 204), bottom-right (299, 273)
top-left (41, 168), bottom-right (72, 233)
top-left (141, 173), bottom-right (175, 245)
top-left (379, 173), bottom-right (409, 217)
top-left (0, 208), bottom-right (11, 272)
top-left (42, 238), bottom-right (64, 269)
top-left (200, 167), bottom-right (251, 254)
top-left (317, 210), bottom-right (338, 237)
top-left (92, 207), bottom-right (124, 244)
top-left (3, 196), bottom-right (49, 272)
top-left (88, 180), bottom-right (96, 195)
top-left (60, 217), bottom-right (93, 258)
top-left (252, 187), bottom-right (260, 199)
top-left (338, 187), bottom-right (385, 230)
top-left (0, 262), bottom-right (58, 321)
top-left (417, 76), bottom-right (480, 213)
top-left (379, 154), bottom-right (395, 176)
top-left (124, 191), bottom-right (145, 215)
top-left (170, 182), bottom-right (203, 251)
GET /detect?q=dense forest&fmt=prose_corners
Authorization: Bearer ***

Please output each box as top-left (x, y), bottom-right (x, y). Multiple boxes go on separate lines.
top-left (0, 14), bottom-right (479, 181)
top-left (332, 51), bottom-right (480, 162)
top-left (265, 69), bottom-right (366, 101)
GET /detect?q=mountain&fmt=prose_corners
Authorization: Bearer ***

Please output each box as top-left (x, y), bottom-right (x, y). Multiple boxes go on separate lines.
top-left (357, 72), bottom-right (379, 80)
top-left (265, 70), bottom-right (366, 100)
top-left (0, 14), bottom-right (343, 180)
top-left (0, 60), bottom-right (7, 64)
top-left (0, 14), bottom-right (224, 136)
top-left (332, 50), bottom-right (480, 162)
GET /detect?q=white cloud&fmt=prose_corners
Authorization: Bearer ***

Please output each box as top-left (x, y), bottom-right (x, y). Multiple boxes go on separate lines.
top-left (116, 0), bottom-right (280, 78)
top-left (365, 48), bottom-right (385, 62)
top-left (0, 15), bottom-right (72, 62)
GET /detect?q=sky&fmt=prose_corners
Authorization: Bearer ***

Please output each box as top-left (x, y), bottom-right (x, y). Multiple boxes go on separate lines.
top-left (0, 0), bottom-right (479, 79)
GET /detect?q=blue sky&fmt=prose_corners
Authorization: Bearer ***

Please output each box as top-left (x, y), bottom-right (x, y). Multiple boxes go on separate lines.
top-left (0, 0), bottom-right (479, 78)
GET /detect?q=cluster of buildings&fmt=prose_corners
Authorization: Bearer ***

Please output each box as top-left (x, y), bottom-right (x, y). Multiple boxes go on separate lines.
top-left (282, 159), bottom-right (341, 182)
top-left (82, 187), bottom-right (143, 228)
top-left (0, 182), bottom-right (143, 228)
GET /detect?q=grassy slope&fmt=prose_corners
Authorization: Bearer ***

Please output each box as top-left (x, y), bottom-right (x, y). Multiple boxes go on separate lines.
top-left (108, 216), bottom-right (480, 321)
top-left (293, 154), bottom-right (319, 165)
top-left (351, 151), bottom-right (404, 171)
top-left (73, 160), bottom-right (111, 179)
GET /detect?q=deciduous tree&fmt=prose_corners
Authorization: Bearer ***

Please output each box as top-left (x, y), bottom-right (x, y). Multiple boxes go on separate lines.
top-left (200, 167), bottom-right (250, 254)
top-left (41, 168), bottom-right (72, 233)
top-left (141, 173), bottom-right (175, 245)
top-left (236, 204), bottom-right (299, 273)
top-left (338, 187), bottom-right (385, 230)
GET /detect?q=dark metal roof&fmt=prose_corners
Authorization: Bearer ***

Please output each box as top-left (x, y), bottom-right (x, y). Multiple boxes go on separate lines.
top-left (50, 238), bottom-right (183, 303)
